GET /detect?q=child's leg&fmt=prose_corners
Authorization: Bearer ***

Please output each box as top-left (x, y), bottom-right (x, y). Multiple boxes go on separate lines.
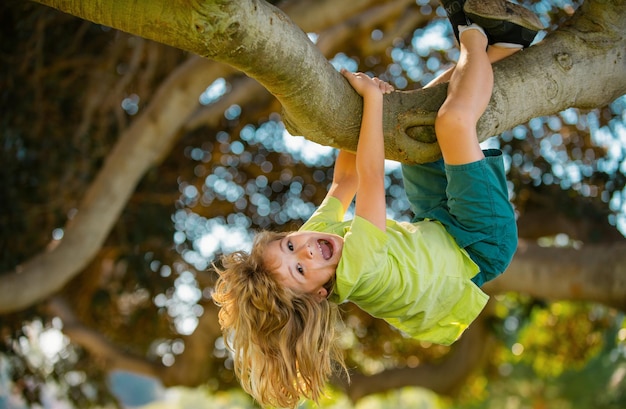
top-left (404, 27), bottom-right (508, 222)
top-left (434, 26), bottom-right (490, 165)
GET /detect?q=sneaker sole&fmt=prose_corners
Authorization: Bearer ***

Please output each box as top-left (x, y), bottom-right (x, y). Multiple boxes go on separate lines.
top-left (464, 0), bottom-right (544, 31)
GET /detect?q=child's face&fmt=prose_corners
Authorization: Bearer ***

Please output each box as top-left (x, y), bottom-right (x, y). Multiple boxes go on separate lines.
top-left (264, 231), bottom-right (343, 301)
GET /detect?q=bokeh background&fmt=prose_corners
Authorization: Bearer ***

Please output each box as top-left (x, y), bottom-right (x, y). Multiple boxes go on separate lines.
top-left (1, 0), bottom-right (625, 408)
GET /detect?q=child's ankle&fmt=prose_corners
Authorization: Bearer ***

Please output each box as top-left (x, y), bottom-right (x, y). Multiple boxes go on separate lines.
top-left (458, 23), bottom-right (487, 40)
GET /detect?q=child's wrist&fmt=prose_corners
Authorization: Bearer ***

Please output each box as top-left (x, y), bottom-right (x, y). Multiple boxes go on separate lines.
top-left (363, 89), bottom-right (384, 102)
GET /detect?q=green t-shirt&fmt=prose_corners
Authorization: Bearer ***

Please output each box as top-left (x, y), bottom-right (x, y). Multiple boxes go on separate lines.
top-left (300, 196), bottom-right (488, 345)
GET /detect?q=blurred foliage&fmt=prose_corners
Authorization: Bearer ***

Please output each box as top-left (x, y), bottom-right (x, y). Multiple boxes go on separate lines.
top-left (455, 309), bottom-right (626, 409)
top-left (1, 0), bottom-right (625, 408)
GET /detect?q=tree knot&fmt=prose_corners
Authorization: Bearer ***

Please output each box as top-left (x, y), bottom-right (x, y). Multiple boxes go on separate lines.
top-left (555, 52), bottom-right (573, 71)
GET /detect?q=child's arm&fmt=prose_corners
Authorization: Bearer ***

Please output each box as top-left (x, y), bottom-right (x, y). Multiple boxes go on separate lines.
top-left (340, 69), bottom-right (392, 232)
top-left (327, 150), bottom-right (358, 212)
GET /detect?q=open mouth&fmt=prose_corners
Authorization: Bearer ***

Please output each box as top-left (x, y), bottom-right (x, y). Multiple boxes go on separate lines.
top-left (317, 239), bottom-right (333, 260)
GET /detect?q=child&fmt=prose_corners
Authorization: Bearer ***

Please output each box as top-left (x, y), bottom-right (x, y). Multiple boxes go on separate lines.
top-left (213, 1), bottom-right (541, 407)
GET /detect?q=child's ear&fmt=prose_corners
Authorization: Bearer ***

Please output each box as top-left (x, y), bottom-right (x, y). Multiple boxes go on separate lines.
top-left (315, 287), bottom-right (328, 303)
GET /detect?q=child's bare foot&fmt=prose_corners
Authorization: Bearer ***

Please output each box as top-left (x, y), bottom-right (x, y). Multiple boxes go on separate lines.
top-left (464, 0), bottom-right (544, 48)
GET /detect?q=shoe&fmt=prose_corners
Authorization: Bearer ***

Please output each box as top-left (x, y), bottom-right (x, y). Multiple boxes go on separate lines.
top-left (439, 0), bottom-right (469, 43)
top-left (464, 0), bottom-right (544, 48)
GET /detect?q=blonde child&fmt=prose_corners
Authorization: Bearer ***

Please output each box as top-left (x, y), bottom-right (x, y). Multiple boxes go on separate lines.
top-left (213, 1), bottom-right (542, 406)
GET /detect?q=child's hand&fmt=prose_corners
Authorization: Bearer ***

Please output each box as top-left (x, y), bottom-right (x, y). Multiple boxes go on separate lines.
top-left (341, 69), bottom-right (394, 98)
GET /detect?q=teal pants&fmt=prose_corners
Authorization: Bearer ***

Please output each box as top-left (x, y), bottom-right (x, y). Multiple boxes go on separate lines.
top-left (401, 149), bottom-right (518, 287)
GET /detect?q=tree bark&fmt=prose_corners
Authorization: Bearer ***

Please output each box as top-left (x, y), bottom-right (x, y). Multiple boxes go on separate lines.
top-left (484, 241), bottom-right (626, 311)
top-left (47, 296), bottom-right (225, 387)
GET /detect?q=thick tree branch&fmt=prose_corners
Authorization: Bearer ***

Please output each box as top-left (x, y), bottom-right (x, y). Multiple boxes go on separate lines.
top-left (47, 297), bottom-right (161, 378)
top-left (31, 0), bottom-right (626, 165)
top-left (338, 305), bottom-right (495, 401)
top-left (484, 241), bottom-right (626, 311)
top-left (0, 57), bottom-right (233, 314)
top-left (47, 296), bottom-right (225, 388)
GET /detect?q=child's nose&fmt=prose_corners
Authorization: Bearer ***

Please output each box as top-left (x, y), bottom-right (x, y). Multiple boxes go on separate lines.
top-left (299, 243), bottom-right (314, 258)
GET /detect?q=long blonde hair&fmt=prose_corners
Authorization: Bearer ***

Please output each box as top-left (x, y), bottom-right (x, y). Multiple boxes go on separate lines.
top-left (212, 231), bottom-right (346, 408)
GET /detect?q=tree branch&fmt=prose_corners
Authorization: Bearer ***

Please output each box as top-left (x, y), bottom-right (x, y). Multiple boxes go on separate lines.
top-left (484, 241), bottom-right (626, 311)
top-left (32, 0), bottom-right (626, 164)
top-left (46, 297), bottom-right (161, 377)
top-left (338, 304), bottom-right (495, 401)
top-left (0, 57), bottom-right (233, 314)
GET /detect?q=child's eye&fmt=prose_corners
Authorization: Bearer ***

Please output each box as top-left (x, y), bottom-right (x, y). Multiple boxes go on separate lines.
top-left (296, 264), bottom-right (304, 275)
top-left (287, 241), bottom-right (294, 251)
